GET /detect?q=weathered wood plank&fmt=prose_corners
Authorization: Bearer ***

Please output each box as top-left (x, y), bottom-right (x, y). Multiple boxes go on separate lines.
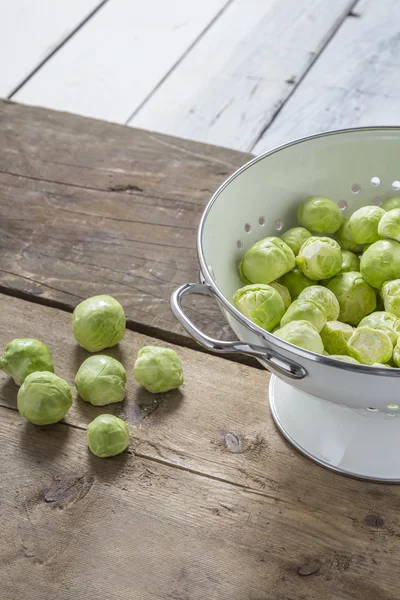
top-left (13, 0), bottom-right (230, 123)
top-left (254, 0), bottom-right (400, 153)
top-left (130, 0), bottom-right (356, 151)
top-left (0, 0), bottom-right (104, 97)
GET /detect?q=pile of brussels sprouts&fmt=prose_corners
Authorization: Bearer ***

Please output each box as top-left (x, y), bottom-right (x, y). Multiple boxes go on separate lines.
top-left (0, 295), bottom-right (184, 458)
top-left (234, 195), bottom-right (400, 368)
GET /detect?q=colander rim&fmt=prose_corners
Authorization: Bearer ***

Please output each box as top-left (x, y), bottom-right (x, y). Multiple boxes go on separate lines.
top-left (197, 126), bottom-right (400, 376)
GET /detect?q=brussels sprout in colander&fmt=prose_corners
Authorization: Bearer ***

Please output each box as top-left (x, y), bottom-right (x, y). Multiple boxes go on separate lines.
top-left (239, 236), bottom-right (295, 285)
top-left (268, 282), bottom-right (291, 310)
top-left (380, 197), bottom-right (400, 212)
top-left (320, 321), bottom-right (354, 355)
top-left (273, 320), bottom-right (324, 354)
top-left (340, 250), bottom-right (360, 274)
top-left (381, 279), bottom-right (400, 317)
top-left (360, 239), bottom-right (400, 289)
top-left (329, 354), bottom-right (360, 364)
top-left (233, 284), bottom-right (285, 331)
top-left (348, 206), bottom-right (385, 244)
top-left (297, 196), bottom-right (343, 234)
top-left (296, 237), bottom-right (342, 281)
top-left (280, 298), bottom-right (327, 332)
top-left (280, 227), bottom-right (312, 255)
top-left (377, 208), bottom-right (400, 242)
top-left (298, 286), bottom-right (340, 321)
top-left (335, 219), bottom-right (363, 253)
top-left (327, 272), bottom-right (376, 326)
top-left (347, 327), bottom-right (393, 365)
top-left (358, 311), bottom-right (400, 346)
top-left (278, 268), bottom-right (314, 299)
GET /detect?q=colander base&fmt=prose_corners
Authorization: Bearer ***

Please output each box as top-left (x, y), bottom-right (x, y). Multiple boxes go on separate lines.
top-left (269, 375), bottom-right (400, 483)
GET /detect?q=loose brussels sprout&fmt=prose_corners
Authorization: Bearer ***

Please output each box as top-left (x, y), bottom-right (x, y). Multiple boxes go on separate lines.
top-left (297, 196), bottom-right (343, 234)
top-left (296, 236), bottom-right (342, 280)
top-left (269, 282), bottom-right (291, 310)
top-left (17, 372), bottom-right (72, 425)
top-left (233, 284), bottom-right (285, 331)
top-left (133, 346), bottom-right (184, 393)
top-left (377, 208), bottom-right (400, 242)
top-left (358, 311), bottom-right (400, 346)
top-left (280, 298), bottom-right (327, 332)
top-left (360, 239), bottom-right (400, 289)
top-left (278, 268), bottom-right (314, 299)
top-left (348, 206), bottom-right (385, 244)
top-left (320, 321), bottom-right (354, 355)
top-left (330, 355), bottom-right (360, 364)
top-left (273, 320), bottom-right (324, 353)
top-left (382, 279), bottom-right (400, 317)
top-left (87, 414), bottom-right (129, 458)
top-left (327, 272), bottom-right (376, 325)
top-left (239, 237), bottom-right (295, 285)
top-left (75, 355), bottom-right (126, 406)
top-left (0, 338), bottom-right (54, 385)
top-left (380, 197), bottom-right (400, 212)
top-left (298, 285), bottom-right (340, 320)
top-left (347, 327), bottom-right (393, 365)
top-left (335, 219), bottom-right (363, 252)
top-left (72, 295), bottom-right (126, 352)
top-left (280, 227), bottom-right (312, 255)
top-left (340, 250), bottom-right (360, 273)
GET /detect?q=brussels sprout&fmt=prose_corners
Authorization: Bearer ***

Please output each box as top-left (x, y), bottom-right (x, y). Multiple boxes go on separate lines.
top-left (75, 355), bottom-right (126, 406)
top-left (335, 219), bottom-right (363, 252)
top-left (327, 272), bottom-right (376, 325)
top-left (72, 295), bottom-right (126, 352)
top-left (371, 363), bottom-right (393, 368)
top-left (320, 321), bottom-right (354, 355)
top-left (133, 346), bottom-right (184, 393)
top-left (280, 227), bottom-right (312, 255)
top-left (360, 239), bottom-right (400, 289)
top-left (329, 354), bottom-right (360, 364)
top-left (296, 236), bottom-right (342, 280)
top-left (297, 196), bottom-right (343, 234)
top-left (377, 208), bottom-right (400, 242)
top-left (348, 206), bottom-right (385, 244)
top-left (278, 268), bottom-right (314, 299)
top-left (358, 311), bottom-right (400, 346)
top-left (87, 414), bottom-right (129, 458)
top-left (340, 250), bottom-right (360, 273)
top-left (393, 338), bottom-right (400, 367)
top-left (280, 299), bottom-right (327, 332)
top-left (347, 327), bottom-right (393, 365)
top-left (17, 372), bottom-right (72, 425)
top-left (382, 279), bottom-right (400, 317)
top-left (273, 320), bottom-right (324, 353)
top-left (0, 338), bottom-right (54, 386)
top-left (380, 197), bottom-right (400, 212)
top-left (298, 285), bottom-right (340, 320)
top-left (239, 237), bottom-right (295, 285)
top-left (269, 282), bottom-right (291, 310)
top-left (233, 284), bottom-right (285, 331)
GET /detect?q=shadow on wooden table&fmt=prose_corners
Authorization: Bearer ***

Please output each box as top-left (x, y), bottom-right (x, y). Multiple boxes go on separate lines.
top-left (0, 377), bottom-right (18, 408)
top-left (19, 421), bottom-right (71, 464)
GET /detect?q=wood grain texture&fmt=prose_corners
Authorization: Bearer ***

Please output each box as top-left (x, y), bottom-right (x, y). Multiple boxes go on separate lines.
top-left (131, 0), bottom-right (356, 152)
top-left (0, 0), bottom-right (104, 97)
top-left (254, 0), bottom-right (400, 153)
top-left (13, 0), bottom-right (230, 123)
top-left (0, 100), bottom-right (251, 345)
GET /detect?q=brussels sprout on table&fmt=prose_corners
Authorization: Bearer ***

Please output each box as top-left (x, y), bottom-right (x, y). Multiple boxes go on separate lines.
top-left (0, 338), bottom-right (54, 385)
top-left (280, 298), bottom-right (327, 332)
top-left (380, 197), bottom-right (400, 212)
top-left (347, 327), bottom-right (393, 365)
top-left (239, 237), bottom-right (295, 285)
top-left (278, 268), bottom-right (314, 299)
top-left (17, 371), bottom-right (72, 425)
top-left (360, 239), bottom-right (400, 289)
top-left (320, 321), bottom-right (354, 355)
top-left (296, 236), bottom-right (342, 280)
top-left (340, 250), bottom-right (360, 274)
top-left (269, 282), bottom-right (291, 310)
top-left (377, 208), bottom-right (400, 242)
top-left (87, 414), bottom-right (129, 458)
top-left (72, 295), bottom-right (126, 352)
top-left (133, 346), bottom-right (184, 393)
top-left (280, 227), bottom-right (312, 255)
top-left (358, 311), bottom-right (400, 346)
top-left (233, 284), bottom-right (285, 331)
top-left (75, 355), bottom-right (126, 406)
top-left (335, 219), bottom-right (363, 253)
top-left (297, 196), bottom-right (343, 234)
top-left (327, 272), bottom-right (376, 325)
top-left (298, 285), bottom-right (340, 320)
top-left (348, 206), bottom-right (385, 244)
top-left (273, 320), bottom-right (324, 354)
top-left (381, 279), bottom-right (400, 317)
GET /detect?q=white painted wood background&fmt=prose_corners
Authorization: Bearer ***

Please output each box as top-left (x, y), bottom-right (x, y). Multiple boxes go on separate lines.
top-left (2, 0), bottom-right (400, 153)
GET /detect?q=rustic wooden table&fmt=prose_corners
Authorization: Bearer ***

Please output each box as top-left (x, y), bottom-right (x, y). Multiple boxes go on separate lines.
top-left (1, 99), bottom-right (399, 600)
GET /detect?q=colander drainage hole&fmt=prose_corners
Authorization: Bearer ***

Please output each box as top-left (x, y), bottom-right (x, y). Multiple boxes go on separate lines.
top-left (244, 223), bottom-right (251, 233)
top-left (275, 219), bottom-right (283, 231)
top-left (259, 216), bottom-right (265, 226)
top-left (237, 240), bottom-right (243, 249)
top-left (351, 183), bottom-right (361, 194)
top-left (371, 176), bottom-right (380, 186)
top-left (392, 181), bottom-right (400, 190)
top-left (372, 198), bottom-right (382, 206)
top-left (367, 407), bottom-right (379, 412)
top-left (337, 200), bottom-right (347, 210)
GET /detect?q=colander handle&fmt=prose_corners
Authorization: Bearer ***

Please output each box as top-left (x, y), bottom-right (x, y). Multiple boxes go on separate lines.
top-left (171, 283), bottom-right (306, 380)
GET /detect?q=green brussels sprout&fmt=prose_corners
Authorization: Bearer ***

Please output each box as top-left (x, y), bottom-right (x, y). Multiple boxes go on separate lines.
top-left (278, 268), bottom-right (314, 299)
top-left (298, 285), bottom-right (340, 320)
top-left (380, 197), bottom-right (400, 212)
top-left (0, 338), bottom-right (54, 385)
top-left (280, 227), bottom-right (312, 255)
top-left (320, 321), bottom-right (354, 355)
top-left (358, 311), bottom-right (400, 346)
top-left (327, 272), bottom-right (376, 325)
top-left (297, 196), bottom-right (343, 234)
top-left (371, 363), bottom-right (393, 368)
top-left (360, 239), bottom-right (400, 289)
top-left (269, 282), bottom-right (291, 310)
top-left (233, 284), bottom-right (285, 331)
top-left (87, 414), bottom-right (129, 458)
top-left (348, 206), bottom-right (385, 244)
top-left (347, 326), bottom-right (393, 365)
top-left (329, 354), bottom-right (360, 364)
top-left (335, 219), bottom-right (363, 252)
top-left (393, 338), bottom-right (400, 367)
top-left (72, 295), bottom-right (126, 352)
top-left (75, 355), bottom-right (126, 406)
top-left (133, 346), bottom-right (184, 393)
top-left (377, 208), bottom-right (400, 242)
top-left (17, 371), bottom-right (72, 425)
top-left (280, 298), bottom-right (327, 332)
top-left (239, 237), bottom-right (295, 285)
top-left (382, 279), bottom-right (400, 317)
top-left (340, 250), bottom-right (360, 273)
top-left (296, 236), bottom-right (342, 280)
top-left (273, 320), bottom-right (324, 354)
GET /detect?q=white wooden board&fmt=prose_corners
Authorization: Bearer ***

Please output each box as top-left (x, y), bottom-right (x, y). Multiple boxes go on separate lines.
top-left (14, 0), bottom-right (229, 124)
top-left (129, 0), bottom-right (355, 152)
top-left (0, 0), bottom-right (103, 97)
top-left (254, 0), bottom-right (400, 154)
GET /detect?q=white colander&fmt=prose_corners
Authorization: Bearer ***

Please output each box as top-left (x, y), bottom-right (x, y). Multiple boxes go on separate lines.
top-left (171, 128), bottom-right (400, 482)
